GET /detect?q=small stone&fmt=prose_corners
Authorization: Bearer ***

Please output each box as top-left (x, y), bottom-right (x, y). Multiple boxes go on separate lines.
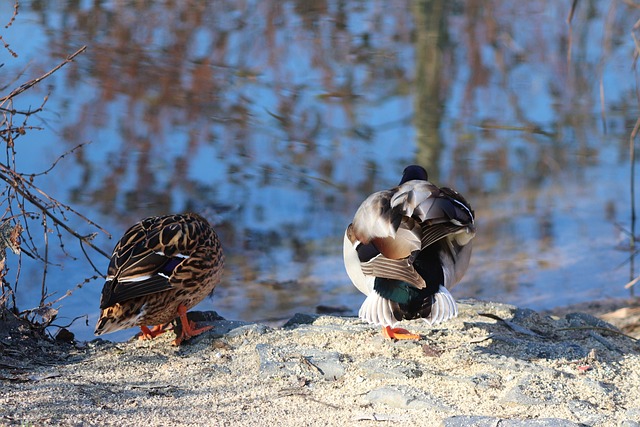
top-left (255, 344), bottom-right (287, 377)
top-left (359, 357), bottom-right (423, 379)
top-left (471, 372), bottom-right (503, 390)
top-left (283, 313), bottom-right (319, 328)
top-left (502, 375), bottom-right (561, 406)
top-left (565, 312), bottom-right (619, 331)
top-left (366, 386), bottom-right (453, 411)
top-left (300, 349), bottom-right (345, 380)
top-left (226, 323), bottom-right (271, 339)
top-left (624, 408), bottom-right (640, 424)
top-left (441, 416), bottom-right (501, 427)
top-left (442, 416), bottom-right (585, 427)
top-left (567, 399), bottom-right (608, 426)
top-left (254, 344), bottom-right (345, 381)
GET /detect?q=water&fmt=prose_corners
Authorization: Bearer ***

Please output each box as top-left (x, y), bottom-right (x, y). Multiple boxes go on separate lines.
top-left (0, 0), bottom-right (637, 342)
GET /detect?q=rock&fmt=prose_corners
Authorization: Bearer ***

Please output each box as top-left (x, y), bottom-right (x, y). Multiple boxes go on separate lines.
top-left (441, 416), bottom-right (498, 427)
top-left (283, 313), bottom-right (319, 328)
top-left (470, 372), bottom-right (503, 390)
top-left (567, 399), bottom-right (608, 426)
top-left (255, 344), bottom-right (345, 381)
top-left (301, 348), bottom-right (345, 380)
top-left (226, 323), bottom-right (271, 339)
top-left (442, 416), bottom-right (586, 427)
top-left (366, 385), bottom-right (454, 411)
top-left (487, 334), bottom-right (588, 360)
top-left (502, 374), bottom-right (562, 406)
top-left (624, 408), bottom-right (640, 425)
top-left (565, 312), bottom-right (620, 331)
top-left (359, 357), bottom-right (423, 379)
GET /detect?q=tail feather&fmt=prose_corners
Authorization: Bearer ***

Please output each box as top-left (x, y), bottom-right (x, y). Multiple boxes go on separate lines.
top-left (424, 285), bottom-right (458, 325)
top-left (358, 292), bottom-right (399, 327)
top-left (94, 305), bottom-right (142, 336)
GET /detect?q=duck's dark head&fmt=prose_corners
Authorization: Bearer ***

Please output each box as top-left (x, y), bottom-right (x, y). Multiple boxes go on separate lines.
top-left (400, 165), bottom-right (428, 184)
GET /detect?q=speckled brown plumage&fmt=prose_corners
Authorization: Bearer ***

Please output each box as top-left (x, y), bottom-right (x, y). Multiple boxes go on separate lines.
top-left (94, 213), bottom-right (224, 343)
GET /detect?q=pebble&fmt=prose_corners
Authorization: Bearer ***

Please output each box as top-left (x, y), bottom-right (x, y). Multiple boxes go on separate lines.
top-left (359, 357), bottom-right (423, 380)
top-left (255, 343), bottom-right (345, 381)
top-left (225, 323), bottom-right (271, 339)
top-left (366, 385), bottom-right (454, 411)
top-left (441, 416), bottom-right (586, 427)
top-left (565, 312), bottom-right (620, 331)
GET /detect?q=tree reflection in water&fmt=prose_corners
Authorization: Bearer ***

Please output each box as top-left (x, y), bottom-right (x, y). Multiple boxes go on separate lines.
top-left (2, 1), bottom-right (638, 339)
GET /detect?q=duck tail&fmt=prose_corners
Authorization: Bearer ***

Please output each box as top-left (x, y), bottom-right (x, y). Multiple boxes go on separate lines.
top-left (423, 285), bottom-right (458, 325)
top-left (358, 292), bottom-right (401, 327)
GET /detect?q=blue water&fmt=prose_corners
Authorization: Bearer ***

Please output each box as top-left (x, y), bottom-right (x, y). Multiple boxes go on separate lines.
top-left (0, 1), bottom-right (638, 342)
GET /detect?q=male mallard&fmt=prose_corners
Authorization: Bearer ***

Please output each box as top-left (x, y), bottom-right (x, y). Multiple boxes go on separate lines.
top-left (343, 165), bottom-right (475, 340)
top-left (94, 213), bottom-right (224, 345)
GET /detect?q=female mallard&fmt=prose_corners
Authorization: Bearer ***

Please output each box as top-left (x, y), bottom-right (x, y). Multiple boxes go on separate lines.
top-left (343, 165), bottom-right (475, 340)
top-left (94, 213), bottom-right (224, 345)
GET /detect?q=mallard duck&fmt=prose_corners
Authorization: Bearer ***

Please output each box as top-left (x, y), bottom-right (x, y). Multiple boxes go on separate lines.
top-left (94, 213), bottom-right (224, 345)
top-left (343, 165), bottom-right (475, 340)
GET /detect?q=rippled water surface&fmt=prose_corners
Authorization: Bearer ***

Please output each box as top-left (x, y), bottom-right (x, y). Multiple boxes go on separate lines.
top-left (1, 1), bottom-right (638, 341)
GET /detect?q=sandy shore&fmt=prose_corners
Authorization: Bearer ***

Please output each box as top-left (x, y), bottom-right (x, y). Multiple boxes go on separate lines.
top-left (1, 299), bottom-right (640, 426)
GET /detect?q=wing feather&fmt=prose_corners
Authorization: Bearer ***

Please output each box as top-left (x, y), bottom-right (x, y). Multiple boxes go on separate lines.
top-left (99, 213), bottom-right (215, 309)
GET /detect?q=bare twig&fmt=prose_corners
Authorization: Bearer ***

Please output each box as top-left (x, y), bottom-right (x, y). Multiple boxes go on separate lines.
top-left (0, 45), bottom-right (87, 105)
top-left (27, 142), bottom-right (91, 177)
top-left (0, 167), bottom-right (111, 258)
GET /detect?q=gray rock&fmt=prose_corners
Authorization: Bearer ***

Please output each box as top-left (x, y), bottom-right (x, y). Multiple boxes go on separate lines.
top-left (471, 372), bottom-right (503, 390)
top-left (209, 319), bottom-right (251, 336)
top-left (359, 357), bottom-right (423, 380)
top-left (300, 348), bottom-right (346, 380)
top-left (226, 323), bottom-right (271, 339)
top-left (623, 408), bottom-right (640, 425)
top-left (441, 416), bottom-right (498, 427)
top-left (283, 313), bottom-right (320, 328)
top-left (620, 421), bottom-right (640, 427)
top-left (366, 385), bottom-right (453, 411)
top-left (442, 416), bottom-right (585, 427)
top-left (254, 344), bottom-right (345, 381)
top-left (485, 335), bottom-right (587, 360)
top-left (478, 353), bottom-right (544, 374)
top-left (502, 375), bottom-right (561, 406)
top-left (626, 408), bottom-right (640, 418)
top-left (255, 343), bottom-right (286, 376)
top-left (567, 399), bottom-right (609, 426)
top-left (565, 312), bottom-right (619, 331)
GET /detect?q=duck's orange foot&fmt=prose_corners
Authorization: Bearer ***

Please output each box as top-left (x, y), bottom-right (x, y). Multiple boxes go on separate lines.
top-left (139, 324), bottom-right (168, 340)
top-left (173, 304), bottom-right (213, 346)
top-left (382, 325), bottom-right (421, 340)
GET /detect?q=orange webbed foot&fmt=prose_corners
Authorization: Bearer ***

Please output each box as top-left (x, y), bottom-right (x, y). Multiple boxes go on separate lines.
top-left (139, 324), bottom-right (168, 340)
top-left (172, 304), bottom-right (213, 346)
top-left (382, 326), bottom-right (421, 340)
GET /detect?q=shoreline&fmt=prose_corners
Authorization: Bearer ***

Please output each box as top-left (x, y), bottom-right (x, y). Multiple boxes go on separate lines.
top-left (1, 299), bottom-right (640, 426)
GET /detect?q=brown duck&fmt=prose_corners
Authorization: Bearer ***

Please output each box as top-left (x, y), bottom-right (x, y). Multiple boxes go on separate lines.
top-left (94, 213), bottom-right (224, 345)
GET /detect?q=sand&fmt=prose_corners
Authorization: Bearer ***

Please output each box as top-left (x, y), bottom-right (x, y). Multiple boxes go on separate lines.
top-left (1, 299), bottom-right (639, 426)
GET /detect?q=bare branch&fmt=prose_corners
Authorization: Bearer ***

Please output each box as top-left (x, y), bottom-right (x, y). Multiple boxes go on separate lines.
top-left (0, 45), bottom-right (87, 105)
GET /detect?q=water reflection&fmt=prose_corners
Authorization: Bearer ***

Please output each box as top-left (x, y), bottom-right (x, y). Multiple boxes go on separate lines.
top-left (1, 0), bottom-right (638, 340)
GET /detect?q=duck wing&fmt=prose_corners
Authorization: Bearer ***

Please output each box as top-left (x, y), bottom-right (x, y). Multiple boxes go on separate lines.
top-left (350, 181), bottom-right (474, 290)
top-left (99, 214), bottom-right (204, 309)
